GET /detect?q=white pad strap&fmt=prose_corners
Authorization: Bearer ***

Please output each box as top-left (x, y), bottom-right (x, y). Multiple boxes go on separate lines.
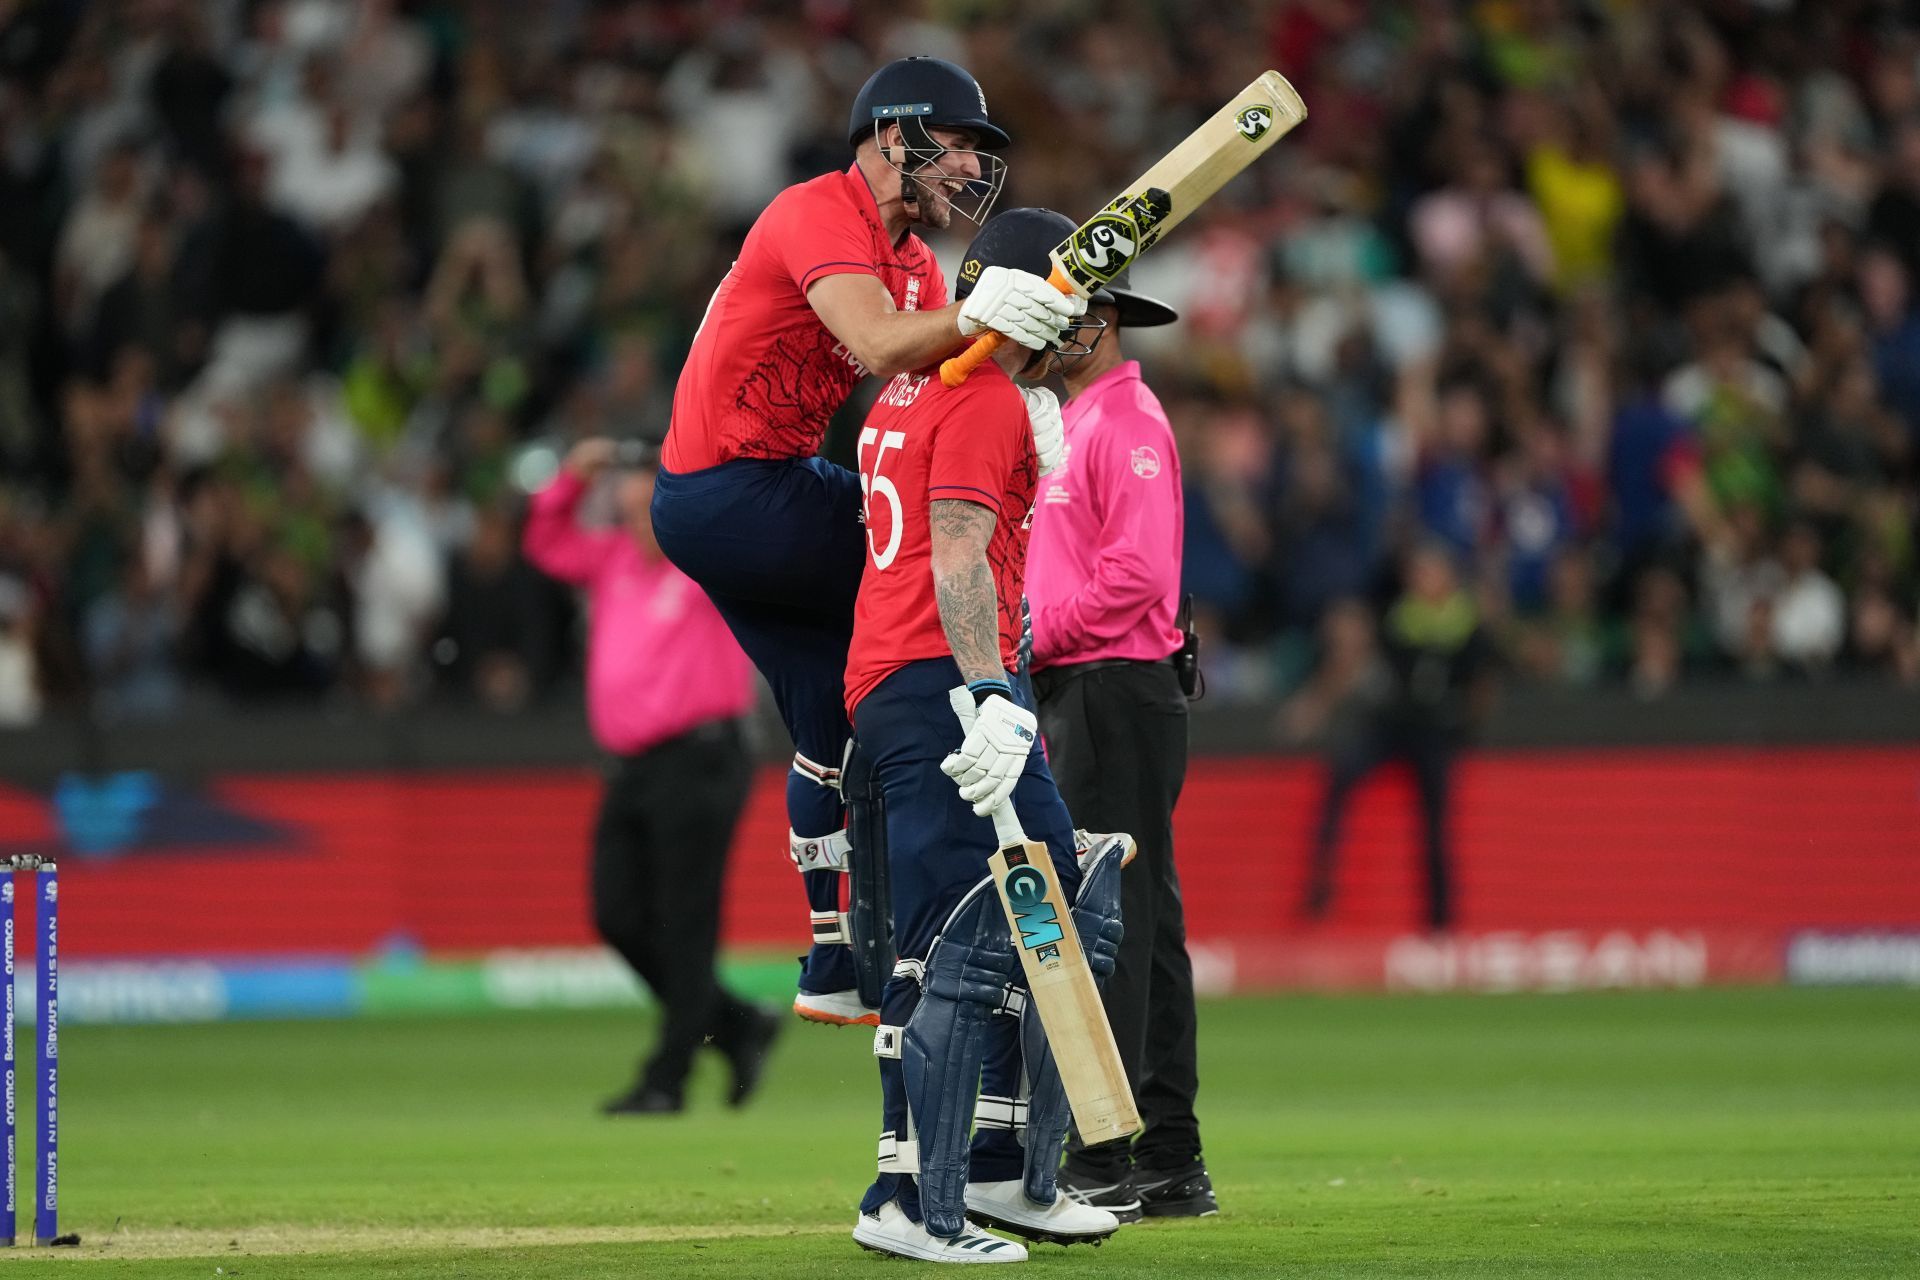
top-left (993, 987), bottom-right (1027, 1018)
top-left (791, 751), bottom-right (841, 790)
top-left (892, 957), bottom-right (926, 986)
top-left (873, 1023), bottom-right (904, 1060)
top-left (973, 1094), bottom-right (1029, 1132)
top-left (810, 910), bottom-right (850, 946)
top-left (877, 1133), bottom-right (920, 1174)
top-left (789, 828), bottom-right (850, 873)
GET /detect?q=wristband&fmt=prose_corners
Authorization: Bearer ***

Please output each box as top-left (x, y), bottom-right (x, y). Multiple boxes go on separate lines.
top-left (967, 679), bottom-right (1012, 708)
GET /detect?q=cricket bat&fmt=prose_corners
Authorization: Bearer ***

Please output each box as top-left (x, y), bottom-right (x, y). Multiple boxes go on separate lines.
top-left (941, 69), bottom-right (1306, 387)
top-left (947, 688), bottom-right (1139, 1144)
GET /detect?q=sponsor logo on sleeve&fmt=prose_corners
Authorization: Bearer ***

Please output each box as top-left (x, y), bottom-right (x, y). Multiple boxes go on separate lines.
top-left (1129, 445), bottom-right (1162, 478)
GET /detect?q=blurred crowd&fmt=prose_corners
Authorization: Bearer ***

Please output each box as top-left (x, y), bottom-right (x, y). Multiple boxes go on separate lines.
top-left (0, 0), bottom-right (1917, 726)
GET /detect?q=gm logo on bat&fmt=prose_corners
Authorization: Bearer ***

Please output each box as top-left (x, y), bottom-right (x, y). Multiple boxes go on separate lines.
top-left (1002, 864), bottom-right (1065, 960)
top-left (1237, 105), bottom-right (1272, 140)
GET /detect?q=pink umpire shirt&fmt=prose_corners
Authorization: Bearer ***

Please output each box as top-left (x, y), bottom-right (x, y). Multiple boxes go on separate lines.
top-left (1026, 360), bottom-right (1185, 668)
top-left (523, 471), bottom-right (755, 755)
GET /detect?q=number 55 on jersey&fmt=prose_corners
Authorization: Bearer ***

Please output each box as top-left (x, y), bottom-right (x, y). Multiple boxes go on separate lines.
top-left (842, 365), bottom-right (1038, 719)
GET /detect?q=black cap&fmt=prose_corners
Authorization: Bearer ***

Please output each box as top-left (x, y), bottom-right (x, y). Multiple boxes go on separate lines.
top-left (953, 208), bottom-right (1077, 301)
top-left (1090, 268), bottom-right (1179, 329)
top-left (848, 57), bottom-right (1010, 151)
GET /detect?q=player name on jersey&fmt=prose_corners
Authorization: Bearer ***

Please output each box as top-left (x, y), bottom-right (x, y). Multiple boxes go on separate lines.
top-left (875, 373), bottom-right (932, 409)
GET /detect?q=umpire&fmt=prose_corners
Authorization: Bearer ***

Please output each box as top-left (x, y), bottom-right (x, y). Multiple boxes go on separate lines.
top-left (1026, 275), bottom-right (1215, 1219)
top-left (523, 435), bottom-right (779, 1114)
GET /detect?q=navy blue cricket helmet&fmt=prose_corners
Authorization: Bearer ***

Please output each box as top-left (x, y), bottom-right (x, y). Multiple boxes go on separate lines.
top-left (955, 208), bottom-right (1108, 367)
top-left (954, 208), bottom-right (1074, 299)
top-left (847, 56), bottom-right (1011, 150)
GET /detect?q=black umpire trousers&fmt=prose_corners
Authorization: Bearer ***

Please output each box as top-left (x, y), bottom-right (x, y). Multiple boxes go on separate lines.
top-left (1305, 723), bottom-right (1456, 930)
top-left (592, 718), bottom-right (757, 1097)
top-left (1035, 659), bottom-right (1202, 1178)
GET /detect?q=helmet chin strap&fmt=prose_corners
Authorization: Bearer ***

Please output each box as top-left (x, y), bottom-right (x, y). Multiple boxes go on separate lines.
top-left (895, 165), bottom-right (919, 216)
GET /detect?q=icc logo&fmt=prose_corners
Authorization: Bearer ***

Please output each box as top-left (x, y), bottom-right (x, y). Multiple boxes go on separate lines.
top-left (1236, 105), bottom-right (1272, 140)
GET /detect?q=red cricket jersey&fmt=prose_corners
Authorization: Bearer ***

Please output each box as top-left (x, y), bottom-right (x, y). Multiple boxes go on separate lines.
top-left (663, 166), bottom-right (948, 473)
top-left (843, 361), bottom-right (1039, 716)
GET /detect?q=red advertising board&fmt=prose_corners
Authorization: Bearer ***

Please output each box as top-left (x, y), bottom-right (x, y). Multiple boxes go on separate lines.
top-left (2, 747), bottom-right (1916, 979)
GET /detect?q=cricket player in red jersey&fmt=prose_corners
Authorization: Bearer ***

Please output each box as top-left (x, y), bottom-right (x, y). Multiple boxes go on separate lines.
top-left (652, 57), bottom-right (1083, 1027)
top-left (839, 209), bottom-right (1127, 1262)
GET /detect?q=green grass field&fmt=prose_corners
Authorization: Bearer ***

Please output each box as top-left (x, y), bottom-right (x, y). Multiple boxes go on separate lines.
top-left (11, 988), bottom-right (1918, 1276)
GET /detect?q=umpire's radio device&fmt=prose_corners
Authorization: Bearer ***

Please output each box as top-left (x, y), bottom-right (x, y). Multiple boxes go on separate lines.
top-left (1174, 594), bottom-right (1204, 700)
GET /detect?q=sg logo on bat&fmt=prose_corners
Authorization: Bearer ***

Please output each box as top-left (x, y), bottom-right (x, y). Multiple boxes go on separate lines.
top-left (1061, 186), bottom-right (1174, 290)
top-left (1070, 215), bottom-right (1137, 275)
top-left (1236, 104), bottom-right (1273, 140)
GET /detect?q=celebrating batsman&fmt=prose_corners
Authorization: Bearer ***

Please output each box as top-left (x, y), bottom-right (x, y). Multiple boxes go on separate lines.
top-left (652, 56), bottom-right (1083, 1027)
top-left (840, 209), bottom-right (1125, 1263)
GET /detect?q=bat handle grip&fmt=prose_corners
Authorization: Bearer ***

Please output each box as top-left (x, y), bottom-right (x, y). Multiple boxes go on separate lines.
top-left (939, 332), bottom-right (1003, 388)
top-left (988, 801), bottom-right (1026, 848)
top-left (939, 265), bottom-right (1079, 389)
top-left (946, 686), bottom-right (1034, 846)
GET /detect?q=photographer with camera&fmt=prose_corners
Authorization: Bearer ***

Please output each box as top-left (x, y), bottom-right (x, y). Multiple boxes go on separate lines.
top-left (523, 435), bottom-right (779, 1114)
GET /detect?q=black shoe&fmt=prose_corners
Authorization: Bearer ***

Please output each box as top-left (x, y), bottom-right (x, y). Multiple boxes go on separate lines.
top-left (724, 1007), bottom-right (781, 1108)
top-left (600, 1084), bottom-right (682, 1116)
top-left (1057, 1166), bottom-right (1143, 1225)
top-left (1134, 1161), bottom-right (1218, 1218)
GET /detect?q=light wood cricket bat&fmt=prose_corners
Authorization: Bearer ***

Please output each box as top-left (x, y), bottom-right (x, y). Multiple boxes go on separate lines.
top-left (941, 69), bottom-right (1307, 387)
top-left (947, 688), bottom-right (1139, 1144)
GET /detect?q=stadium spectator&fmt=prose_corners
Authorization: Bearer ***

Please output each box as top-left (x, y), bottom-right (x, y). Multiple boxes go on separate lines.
top-left (54, 139), bottom-right (146, 340)
top-left (1626, 564), bottom-right (1694, 699)
top-left (0, 571), bottom-right (40, 726)
top-left (435, 500), bottom-right (565, 712)
top-left (82, 551), bottom-right (182, 721)
top-left (1509, 546), bottom-right (1605, 687)
top-left (1770, 521), bottom-right (1846, 672)
top-left (0, 0), bottom-right (1914, 720)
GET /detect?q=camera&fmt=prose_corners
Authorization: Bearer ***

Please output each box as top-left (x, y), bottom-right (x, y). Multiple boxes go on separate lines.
top-left (614, 438), bottom-right (661, 469)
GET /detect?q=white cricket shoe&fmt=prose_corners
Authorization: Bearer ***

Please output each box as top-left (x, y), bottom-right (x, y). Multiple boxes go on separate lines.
top-left (1074, 829), bottom-right (1137, 869)
top-left (965, 1179), bottom-right (1121, 1246)
top-left (852, 1200), bottom-right (1028, 1263)
top-left (793, 988), bottom-right (879, 1027)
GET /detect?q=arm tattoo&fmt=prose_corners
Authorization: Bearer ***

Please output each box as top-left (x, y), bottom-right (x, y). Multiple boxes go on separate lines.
top-left (929, 499), bottom-right (1004, 686)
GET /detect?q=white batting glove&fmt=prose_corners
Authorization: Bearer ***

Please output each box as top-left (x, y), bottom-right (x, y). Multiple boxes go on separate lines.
top-left (1021, 386), bottom-right (1066, 478)
top-left (957, 265), bottom-right (1086, 351)
top-left (941, 691), bottom-right (1038, 817)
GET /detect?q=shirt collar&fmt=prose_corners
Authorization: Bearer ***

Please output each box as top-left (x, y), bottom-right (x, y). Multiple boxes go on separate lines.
top-left (1069, 360), bottom-right (1143, 410)
top-left (845, 163), bottom-right (910, 249)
